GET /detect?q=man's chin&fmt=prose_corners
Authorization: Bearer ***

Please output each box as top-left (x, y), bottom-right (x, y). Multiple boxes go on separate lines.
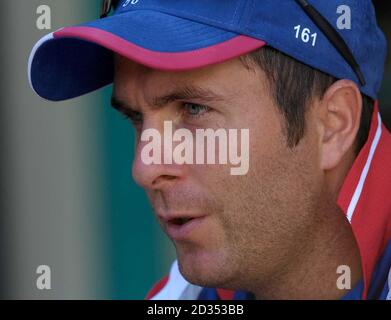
top-left (176, 250), bottom-right (236, 289)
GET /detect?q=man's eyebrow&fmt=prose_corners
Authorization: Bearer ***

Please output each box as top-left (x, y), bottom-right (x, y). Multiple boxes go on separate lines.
top-left (153, 85), bottom-right (225, 107)
top-left (111, 85), bottom-right (225, 112)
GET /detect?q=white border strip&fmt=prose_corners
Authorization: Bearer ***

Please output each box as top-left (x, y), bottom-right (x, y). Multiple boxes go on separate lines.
top-left (151, 260), bottom-right (203, 300)
top-left (27, 32), bottom-right (55, 96)
top-left (346, 112), bottom-right (382, 223)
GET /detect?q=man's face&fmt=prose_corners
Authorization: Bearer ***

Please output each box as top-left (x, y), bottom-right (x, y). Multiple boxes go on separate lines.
top-left (113, 55), bottom-right (324, 292)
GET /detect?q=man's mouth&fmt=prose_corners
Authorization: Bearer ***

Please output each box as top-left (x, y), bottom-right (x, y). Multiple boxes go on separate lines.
top-left (169, 217), bottom-right (194, 225)
top-left (159, 214), bottom-right (206, 241)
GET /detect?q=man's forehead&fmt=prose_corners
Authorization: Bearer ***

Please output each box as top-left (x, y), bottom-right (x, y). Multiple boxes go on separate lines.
top-left (112, 54), bottom-right (250, 107)
top-left (113, 53), bottom-right (252, 84)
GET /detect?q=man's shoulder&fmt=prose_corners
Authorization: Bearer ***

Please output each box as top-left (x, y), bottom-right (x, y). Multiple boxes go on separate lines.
top-left (367, 240), bottom-right (391, 300)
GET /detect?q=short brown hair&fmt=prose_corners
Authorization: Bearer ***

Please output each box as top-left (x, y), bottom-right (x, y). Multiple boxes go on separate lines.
top-left (241, 46), bottom-right (374, 153)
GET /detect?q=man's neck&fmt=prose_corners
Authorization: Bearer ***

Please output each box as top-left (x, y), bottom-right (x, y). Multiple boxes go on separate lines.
top-left (254, 144), bottom-right (363, 301)
top-left (253, 201), bottom-right (363, 299)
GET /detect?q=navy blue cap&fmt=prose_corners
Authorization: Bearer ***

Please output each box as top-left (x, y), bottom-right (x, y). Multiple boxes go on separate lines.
top-left (28, 0), bottom-right (387, 101)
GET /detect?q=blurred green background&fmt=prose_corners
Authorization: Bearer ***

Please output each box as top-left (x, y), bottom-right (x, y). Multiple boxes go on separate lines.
top-left (0, 0), bottom-right (174, 299)
top-left (0, 0), bottom-right (389, 299)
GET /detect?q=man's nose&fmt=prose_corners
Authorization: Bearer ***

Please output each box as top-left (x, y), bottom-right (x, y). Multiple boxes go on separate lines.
top-left (132, 122), bottom-right (186, 190)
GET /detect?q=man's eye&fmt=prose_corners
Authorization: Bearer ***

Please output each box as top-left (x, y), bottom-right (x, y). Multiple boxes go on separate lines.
top-left (183, 103), bottom-right (211, 117)
top-left (122, 110), bottom-right (143, 124)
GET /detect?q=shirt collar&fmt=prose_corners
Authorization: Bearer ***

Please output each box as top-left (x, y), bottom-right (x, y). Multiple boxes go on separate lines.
top-left (337, 101), bottom-right (391, 299)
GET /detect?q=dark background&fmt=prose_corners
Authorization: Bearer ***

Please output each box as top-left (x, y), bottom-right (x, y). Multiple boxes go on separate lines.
top-left (373, 0), bottom-right (391, 129)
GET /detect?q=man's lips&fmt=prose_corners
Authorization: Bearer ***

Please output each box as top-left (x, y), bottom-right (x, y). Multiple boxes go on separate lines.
top-left (157, 213), bottom-right (207, 241)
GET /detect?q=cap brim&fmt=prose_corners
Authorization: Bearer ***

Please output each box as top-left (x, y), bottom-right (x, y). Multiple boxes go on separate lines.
top-left (28, 10), bottom-right (265, 101)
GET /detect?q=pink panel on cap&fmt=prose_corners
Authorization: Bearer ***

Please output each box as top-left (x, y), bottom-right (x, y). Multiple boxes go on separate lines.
top-left (54, 26), bottom-right (266, 71)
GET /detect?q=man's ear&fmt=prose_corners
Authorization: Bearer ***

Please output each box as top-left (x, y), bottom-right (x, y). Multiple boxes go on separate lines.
top-left (318, 80), bottom-right (362, 170)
